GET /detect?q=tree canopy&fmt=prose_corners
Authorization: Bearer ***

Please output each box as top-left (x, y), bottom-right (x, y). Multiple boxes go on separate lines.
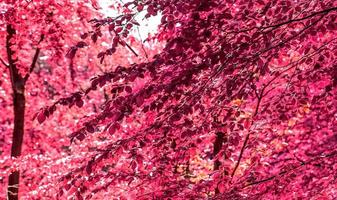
top-left (1, 0), bottom-right (337, 199)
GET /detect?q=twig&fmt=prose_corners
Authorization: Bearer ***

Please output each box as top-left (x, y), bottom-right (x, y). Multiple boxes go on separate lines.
top-left (0, 57), bottom-right (8, 67)
top-left (230, 133), bottom-right (250, 178)
top-left (230, 11), bottom-right (331, 179)
top-left (120, 40), bottom-right (139, 57)
top-left (261, 7), bottom-right (337, 30)
top-left (244, 175), bottom-right (276, 188)
top-left (243, 150), bottom-right (337, 188)
top-left (24, 34), bottom-right (44, 82)
top-left (231, 89), bottom-right (263, 178)
top-left (137, 27), bottom-right (149, 61)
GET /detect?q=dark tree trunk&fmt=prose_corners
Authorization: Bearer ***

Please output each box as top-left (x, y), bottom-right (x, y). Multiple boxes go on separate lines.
top-left (213, 132), bottom-right (224, 170)
top-left (7, 83), bottom-right (25, 200)
top-left (6, 24), bottom-right (26, 200)
top-left (5, 24), bottom-right (42, 200)
top-left (213, 132), bottom-right (225, 195)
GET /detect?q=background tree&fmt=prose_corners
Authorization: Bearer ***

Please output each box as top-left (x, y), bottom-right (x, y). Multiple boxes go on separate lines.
top-left (0, 1), bottom-right (100, 199)
top-left (0, 0), bottom-right (157, 199)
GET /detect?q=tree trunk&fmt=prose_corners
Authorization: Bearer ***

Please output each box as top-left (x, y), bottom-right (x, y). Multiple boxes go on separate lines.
top-left (5, 24), bottom-right (42, 200)
top-left (6, 24), bottom-right (26, 200)
top-left (213, 132), bottom-right (225, 195)
top-left (7, 85), bottom-right (25, 200)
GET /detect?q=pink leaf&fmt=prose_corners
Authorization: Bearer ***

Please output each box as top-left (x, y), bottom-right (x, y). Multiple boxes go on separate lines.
top-left (135, 95), bottom-right (144, 107)
top-left (125, 86), bottom-right (132, 93)
top-left (37, 112), bottom-right (46, 124)
top-left (76, 99), bottom-right (84, 107)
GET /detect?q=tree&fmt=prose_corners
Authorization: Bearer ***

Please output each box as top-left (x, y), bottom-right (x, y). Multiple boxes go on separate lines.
top-left (3, 0), bottom-right (337, 199)
top-left (0, 1), bottom-right (100, 199)
top-left (0, 0), bottom-right (155, 199)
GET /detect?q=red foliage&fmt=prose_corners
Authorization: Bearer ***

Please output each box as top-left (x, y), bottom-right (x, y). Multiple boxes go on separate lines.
top-left (2, 0), bottom-right (337, 199)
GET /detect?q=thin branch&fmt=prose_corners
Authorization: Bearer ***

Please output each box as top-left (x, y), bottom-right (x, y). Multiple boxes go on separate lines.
top-left (243, 175), bottom-right (276, 188)
top-left (24, 34), bottom-right (44, 82)
top-left (230, 13), bottom-right (331, 179)
top-left (0, 57), bottom-right (8, 67)
top-left (137, 27), bottom-right (149, 61)
top-left (231, 88), bottom-right (263, 178)
top-left (261, 7), bottom-right (337, 30)
top-left (121, 40), bottom-right (139, 57)
top-left (224, 6), bottom-right (337, 35)
top-left (243, 150), bottom-right (337, 188)
top-left (231, 132), bottom-right (250, 178)
top-left (68, 59), bottom-right (76, 81)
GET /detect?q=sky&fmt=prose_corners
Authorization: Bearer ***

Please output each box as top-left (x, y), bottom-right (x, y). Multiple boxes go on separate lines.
top-left (99, 0), bottom-right (161, 40)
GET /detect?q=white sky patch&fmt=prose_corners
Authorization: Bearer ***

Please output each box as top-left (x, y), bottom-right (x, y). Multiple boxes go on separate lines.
top-left (99, 0), bottom-right (161, 40)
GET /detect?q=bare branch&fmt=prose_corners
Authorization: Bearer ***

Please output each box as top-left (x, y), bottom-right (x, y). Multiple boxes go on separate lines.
top-left (24, 34), bottom-right (44, 82)
top-left (0, 57), bottom-right (8, 67)
top-left (243, 150), bottom-right (337, 188)
top-left (137, 27), bottom-right (149, 61)
top-left (231, 133), bottom-right (250, 178)
top-left (231, 86), bottom-right (263, 178)
top-left (120, 40), bottom-right (139, 57)
top-left (261, 7), bottom-right (337, 30)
